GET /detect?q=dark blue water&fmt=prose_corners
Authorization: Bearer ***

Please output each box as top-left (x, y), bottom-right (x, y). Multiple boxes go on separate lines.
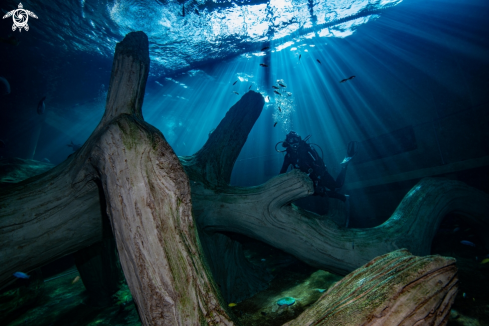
top-left (0, 0), bottom-right (488, 191)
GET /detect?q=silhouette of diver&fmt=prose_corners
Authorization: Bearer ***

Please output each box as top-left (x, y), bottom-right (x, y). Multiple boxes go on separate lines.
top-left (277, 131), bottom-right (357, 202)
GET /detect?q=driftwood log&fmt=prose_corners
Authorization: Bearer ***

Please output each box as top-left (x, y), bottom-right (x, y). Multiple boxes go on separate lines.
top-left (284, 249), bottom-right (458, 326)
top-left (1, 31), bottom-right (488, 325)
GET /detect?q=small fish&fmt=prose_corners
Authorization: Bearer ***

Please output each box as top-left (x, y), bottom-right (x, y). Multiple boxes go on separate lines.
top-left (261, 258), bottom-right (266, 261)
top-left (463, 292), bottom-right (466, 298)
top-left (228, 303), bottom-right (237, 307)
top-left (72, 276), bottom-right (81, 284)
top-left (278, 107), bottom-right (281, 112)
top-left (460, 240), bottom-right (475, 247)
top-left (316, 59), bottom-right (321, 64)
top-left (453, 227), bottom-right (460, 232)
top-left (272, 86), bottom-right (279, 89)
top-left (195, 8), bottom-right (199, 15)
top-left (37, 96), bottom-right (46, 115)
top-left (249, 85), bottom-right (252, 90)
top-left (278, 83), bottom-right (286, 87)
top-left (299, 54), bottom-right (301, 61)
top-left (260, 63), bottom-right (268, 67)
top-left (341, 75), bottom-right (355, 82)
top-left (42, 158), bottom-right (50, 163)
top-left (233, 91), bottom-right (239, 95)
top-left (233, 80), bottom-right (237, 85)
top-left (0, 76), bottom-right (11, 96)
top-left (265, 96), bottom-right (270, 101)
top-left (317, 289), bottom-right (326, 293)
top-left (287, 92), bottom-right (292, 96)
top-left (274, 122), bottom-right (277, 127)
top-left (261, 46), bottom-right (270, 51)
top-left (261, 311), bottom-right (267, 316)
top-left (13, 272), bottom-right (30, 279)
top-left (481, 258), bottom-right (489, 264)
top-left (182, 4), bottom-right (185, 17)
top-left (274, 90), bottom-right (281, 95)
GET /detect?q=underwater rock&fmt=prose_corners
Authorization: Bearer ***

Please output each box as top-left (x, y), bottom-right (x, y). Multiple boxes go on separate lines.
top-left (284, 249), bottom-right (458, 326)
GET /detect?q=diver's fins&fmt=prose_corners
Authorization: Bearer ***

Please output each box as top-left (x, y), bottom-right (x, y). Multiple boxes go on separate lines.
top-left (341, 141), bottom-right (358, 166)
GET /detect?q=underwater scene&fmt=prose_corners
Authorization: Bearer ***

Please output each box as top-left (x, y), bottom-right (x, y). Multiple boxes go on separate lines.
top-left (0, 0), bottom-right (488, 325)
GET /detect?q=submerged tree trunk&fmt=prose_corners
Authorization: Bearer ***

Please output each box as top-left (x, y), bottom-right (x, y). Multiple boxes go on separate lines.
top-left (0, 30), bottom-right (486, 325)
top-left (192, 172), bottom-right (489, 275)
top-left (199, 230), bottom-right (273, 303)
top-left (285, 249), bottom-right (458, 326)
top-left (0, 32), bottom-right (234, 325)
top-left (73, 199), bottom-right (123, 307)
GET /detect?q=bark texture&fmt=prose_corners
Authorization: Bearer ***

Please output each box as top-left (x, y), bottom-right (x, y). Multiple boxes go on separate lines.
top-left (0, 31), bottom-right (234, 326)
top-left (284, 249), bottom-right (458, 326)
top-left (0, 156), bottom-right (103, 289)
top-left (180, 90), bottom-right (264, 188)
top-left (192, 171), bottom-right (489, 275)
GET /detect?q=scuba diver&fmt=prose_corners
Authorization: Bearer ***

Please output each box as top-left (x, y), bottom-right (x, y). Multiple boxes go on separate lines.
top-left (276, 131), bottom-right (357, 202)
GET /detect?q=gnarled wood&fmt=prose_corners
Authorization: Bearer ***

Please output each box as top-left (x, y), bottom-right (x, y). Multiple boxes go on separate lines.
top-left (0, 31), bottom-right (234, 326)
top-left (192, 169), bottom-right (489, 275)
top-left (180, 91), bottom-right (264, 188)
top-left (285, 249), bottom-right (458, 326)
